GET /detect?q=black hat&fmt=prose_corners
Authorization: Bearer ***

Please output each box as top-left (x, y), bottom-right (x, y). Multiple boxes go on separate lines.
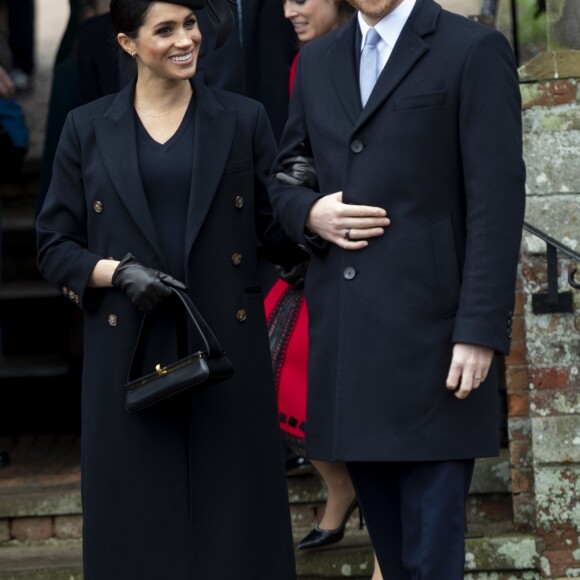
top-left (155, 0), bottom-right (235, 47)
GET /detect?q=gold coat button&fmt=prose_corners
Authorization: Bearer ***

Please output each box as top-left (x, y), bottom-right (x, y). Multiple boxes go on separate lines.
top-left (62, 286), bottom-right (68, 295)
top-left (108, 314), bottom-right (118, 327)
top-left (231, 252), bottom-right (242, 266)
top-left (236, 309), bottom-right (247, 322)
top-left (234, 195), bottom-right (244, 209)
top-left (68, 289), bottom-right (76, 300)
top-left (93, 201), bottom-right (104, 213)
top-left (74, 295), bottom-right (80, 304)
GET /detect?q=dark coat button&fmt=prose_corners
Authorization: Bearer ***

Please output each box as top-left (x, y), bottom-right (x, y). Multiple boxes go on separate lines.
top-left (343, 267), bottom-right (356, 280)
top-left (236, 309), bottom-right (247, 322)
top-left (350, 140), bottom-right (363, 153)
top-left (231, 252), bottom-right (242, 266)
top-left (235, 195), bottom-right (244, 209)
top-left (506, 329), bottom-right (512, 338)
top-left (93, 201), bottom-right (104, 213)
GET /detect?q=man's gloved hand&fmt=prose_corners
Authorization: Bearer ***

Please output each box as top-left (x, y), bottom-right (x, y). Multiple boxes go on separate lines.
top-left (112, 253), bottom-right (186, 312)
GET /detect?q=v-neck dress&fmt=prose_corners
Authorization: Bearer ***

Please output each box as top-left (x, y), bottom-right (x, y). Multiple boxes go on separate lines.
top-left (136, 96), bottom-right (195, 281)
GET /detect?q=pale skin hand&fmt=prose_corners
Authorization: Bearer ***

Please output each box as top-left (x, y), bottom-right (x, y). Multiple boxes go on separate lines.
top-left (306, 191), bottom-right (390, 250)
top-left (446, 343), bottom-right (494, 399)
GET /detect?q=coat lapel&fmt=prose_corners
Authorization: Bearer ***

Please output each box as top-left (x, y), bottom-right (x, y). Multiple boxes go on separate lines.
top-left (330, 17), bottom-right (362, 126)
top-left (354, 0), bottom-right (441, 131)
top-left (185, 78), bottom-right (236, 256)
top-left (92, 82), bottom-right (164, 260)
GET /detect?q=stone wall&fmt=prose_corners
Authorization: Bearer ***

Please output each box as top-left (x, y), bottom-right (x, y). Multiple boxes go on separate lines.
top-left (511, 77), bottom-right (580, 578)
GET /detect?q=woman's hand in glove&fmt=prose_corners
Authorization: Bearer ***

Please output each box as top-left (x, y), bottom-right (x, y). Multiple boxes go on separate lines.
top-left (112, 253), bottom-right (186, 312)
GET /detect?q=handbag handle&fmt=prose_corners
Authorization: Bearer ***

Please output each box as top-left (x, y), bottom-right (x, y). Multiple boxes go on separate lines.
top-left (169, 287), bottom-right (224, 358)
top-left (128, 288), bottom-right (225, 382)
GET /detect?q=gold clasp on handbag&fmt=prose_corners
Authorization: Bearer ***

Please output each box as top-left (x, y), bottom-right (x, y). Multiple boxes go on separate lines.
top-left (155, 364), bottom-right (168, 376)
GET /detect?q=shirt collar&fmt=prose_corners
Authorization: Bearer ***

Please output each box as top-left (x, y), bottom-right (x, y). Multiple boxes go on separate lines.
top-left (358, 0), bottom-right (417, 50)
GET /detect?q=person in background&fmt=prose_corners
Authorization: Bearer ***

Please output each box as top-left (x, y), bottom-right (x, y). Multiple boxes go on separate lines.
top-left (6, 0), bottom-right (34, 92)
top-left (78, 0), bottom-right (120, 105)
top-left (36, 0), bottom-right (304, 577)
top-left (266, 2), bottom-right (382, 578)
top-left (195, 0), bottom-right (297, 142)
top-left (269, 0), bottom-right (526, 576)
top-left (36, 0), bottom-right (88, 217)
top-left (0, 3), bottom-right (27, 468)
top-left (0, 0), bottom-right (14, 98)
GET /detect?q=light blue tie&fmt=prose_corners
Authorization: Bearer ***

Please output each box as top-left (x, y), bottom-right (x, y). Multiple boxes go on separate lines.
top-left (359, 28), bottom-right (381, 107)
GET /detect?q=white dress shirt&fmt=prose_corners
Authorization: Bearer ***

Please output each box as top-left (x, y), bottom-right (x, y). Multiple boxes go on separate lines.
top-left (358, 0), bottom-right (417, 73)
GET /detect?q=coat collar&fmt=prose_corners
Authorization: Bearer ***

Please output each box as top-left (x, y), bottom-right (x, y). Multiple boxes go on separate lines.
top-left (92, 76), bottom-right (235, 268)
top-left (330, 16), bottom-right (362, 126)
top-left (330, 0), bottom-right (441, 130)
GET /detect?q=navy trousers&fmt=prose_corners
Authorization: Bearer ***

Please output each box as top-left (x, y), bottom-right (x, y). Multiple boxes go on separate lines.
top-left (347, 459), bottom-right (475, 580)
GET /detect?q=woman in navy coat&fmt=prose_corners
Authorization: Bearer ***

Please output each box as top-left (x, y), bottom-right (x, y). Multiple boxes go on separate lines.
top-left (36, 1), bottom-right (302, 578)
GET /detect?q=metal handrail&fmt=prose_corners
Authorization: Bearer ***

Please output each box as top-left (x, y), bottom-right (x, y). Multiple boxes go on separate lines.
top-left (523, 220), bottom-right (580, 313)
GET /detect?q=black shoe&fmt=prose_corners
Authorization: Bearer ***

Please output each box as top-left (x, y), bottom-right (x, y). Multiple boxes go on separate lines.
top-left (297, 497), bottom-right (358, 550)
top-left (0, 451), bottom-right (10, 468)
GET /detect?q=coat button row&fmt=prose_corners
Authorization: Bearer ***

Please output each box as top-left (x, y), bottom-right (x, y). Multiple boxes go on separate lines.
top-left (350, 140), bottom-right (363, 153)
top-left (94, 200), bottom-right (104, 213)
top-left (62, 286), bottom-right (80, 303)
top-left (236, 309), bottom-right (247, 322)
top-left (343, 267), bottom-right (356, 280)
top-left (235, 195), bottom-right (244, 209)
top-left (231, 252), bottom-right (242, 266)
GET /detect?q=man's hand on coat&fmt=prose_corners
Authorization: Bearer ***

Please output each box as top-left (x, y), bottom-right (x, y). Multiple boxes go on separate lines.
top-left (306, 191), bottom-right (390, 250)
top-left (446, 343), bottom-right (494, 399)
top-left (112, 253), bottom-right (186, 312)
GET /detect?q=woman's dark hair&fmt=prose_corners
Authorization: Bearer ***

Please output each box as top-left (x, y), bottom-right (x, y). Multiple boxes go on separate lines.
top-left (110, 0), bottom-right (153, 38)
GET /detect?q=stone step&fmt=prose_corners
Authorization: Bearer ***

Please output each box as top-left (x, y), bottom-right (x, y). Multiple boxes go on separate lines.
top-left (0, 533), bottom-right (539, 580)
top-left (0, 542), bottom-right (82, 580)
top-left (0, 437), bottom-right (533, 578)
top-left (296, 534), bottom-right (539, 579)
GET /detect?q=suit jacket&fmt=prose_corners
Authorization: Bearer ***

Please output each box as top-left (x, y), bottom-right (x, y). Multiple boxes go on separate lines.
top-left (36, 77), bottom-right (299, 579)
top-left (269, 0), bottom-right (526, 462)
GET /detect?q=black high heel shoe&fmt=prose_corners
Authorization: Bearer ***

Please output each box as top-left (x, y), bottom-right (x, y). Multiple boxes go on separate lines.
top-left (297, 497), bottom-right (360, 550)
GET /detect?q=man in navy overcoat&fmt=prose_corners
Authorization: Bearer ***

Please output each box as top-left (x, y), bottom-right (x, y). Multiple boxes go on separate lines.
top-left (269, 0), bottom-right (526, 576)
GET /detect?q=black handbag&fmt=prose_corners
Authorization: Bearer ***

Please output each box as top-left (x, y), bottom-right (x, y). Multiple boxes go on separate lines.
top-left (125, 287), bottom-right (235, 413)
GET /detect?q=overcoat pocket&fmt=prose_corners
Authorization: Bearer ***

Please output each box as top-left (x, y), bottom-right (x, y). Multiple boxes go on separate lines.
top-left (394, 90), bottom-right (447, 111)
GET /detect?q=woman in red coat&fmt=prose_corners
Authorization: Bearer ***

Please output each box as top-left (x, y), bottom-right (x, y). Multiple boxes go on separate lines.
top-left (265, 1), bottom-right (383, 578)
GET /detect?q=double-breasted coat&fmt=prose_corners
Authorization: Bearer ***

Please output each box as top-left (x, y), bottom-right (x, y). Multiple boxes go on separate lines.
top-left (36, 77), bottom-right (300, 579)
top-left (269, 0), bottom-right (526, 462)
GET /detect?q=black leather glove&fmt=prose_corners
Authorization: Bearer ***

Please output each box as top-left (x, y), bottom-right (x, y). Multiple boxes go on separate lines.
top-left (276, 156), bottom-right (318, 190)
top-left (277, 260), bottom-right (309, 289)
top-left (112, 253), bottom-right (186, 312)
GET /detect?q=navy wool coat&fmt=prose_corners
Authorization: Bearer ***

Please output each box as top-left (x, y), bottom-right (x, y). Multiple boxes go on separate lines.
top-left (269, 0), bottom-right (526, 462)
top-left (36, 78), bottom-right (300, 580)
